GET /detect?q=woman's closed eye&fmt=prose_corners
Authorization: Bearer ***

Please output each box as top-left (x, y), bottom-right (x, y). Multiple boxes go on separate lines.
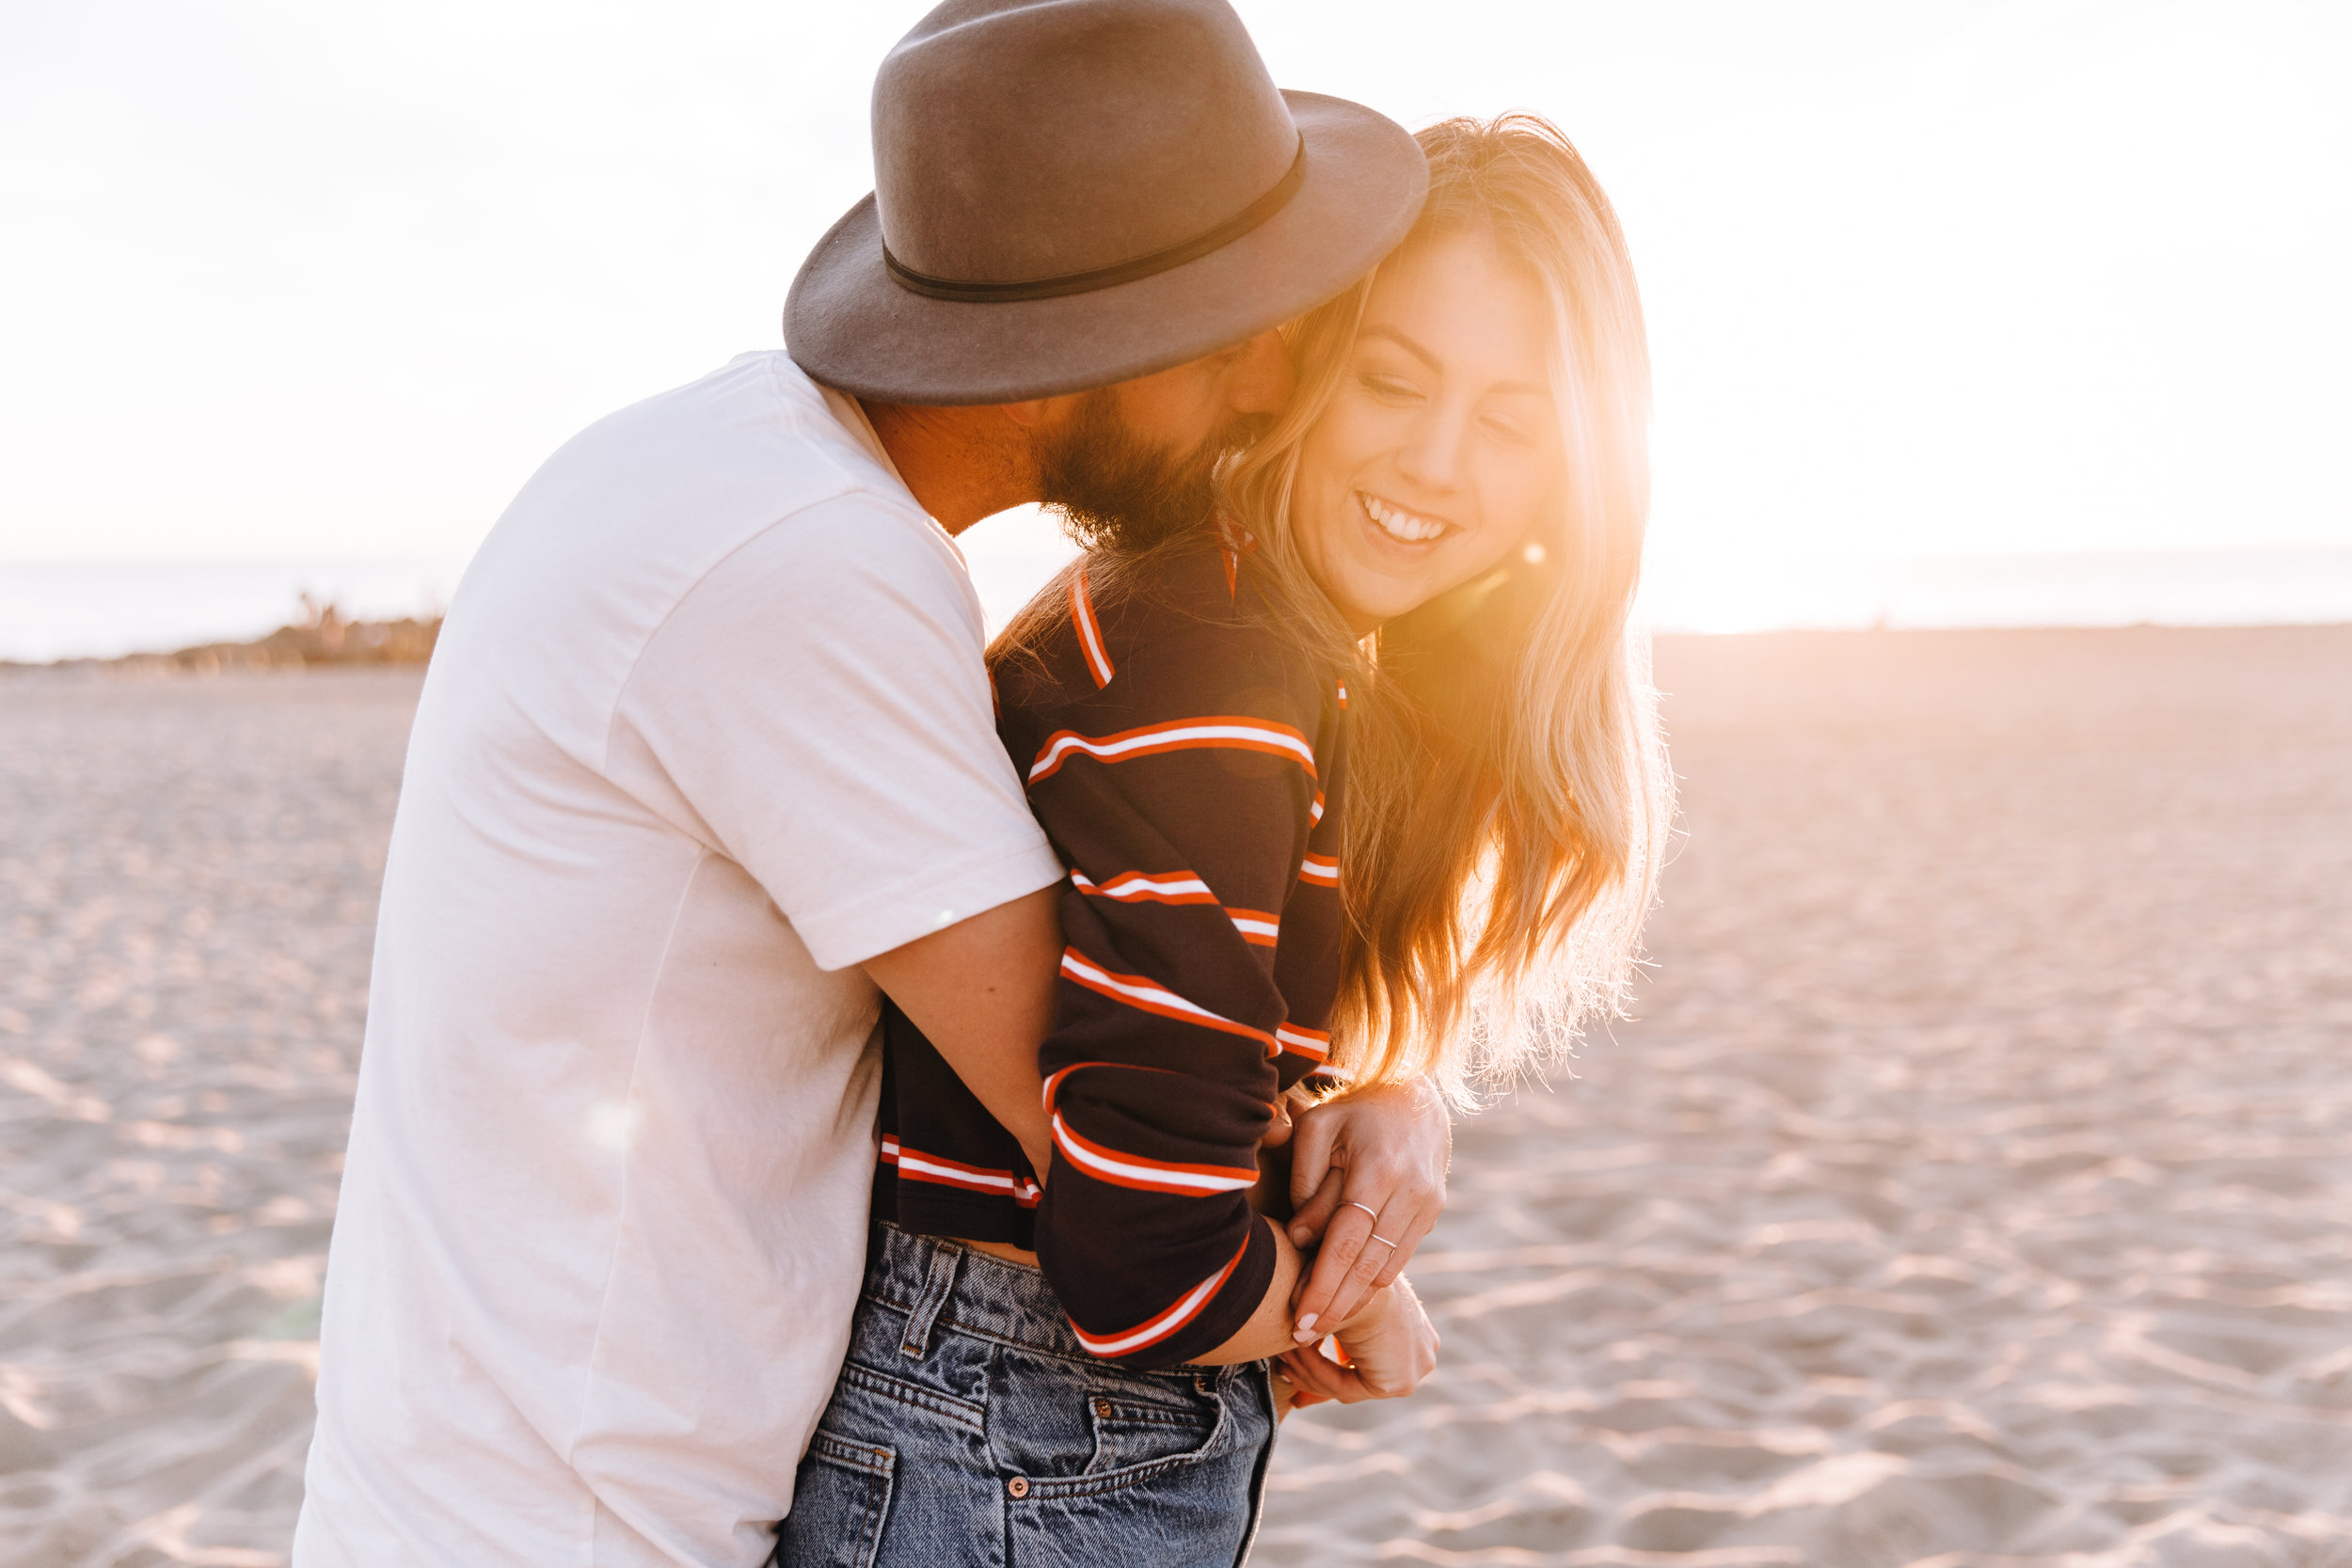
top-left (1357, 371), bottom-right (1422, 404)
top-left (1480, 412), bottom-right (1536, 447)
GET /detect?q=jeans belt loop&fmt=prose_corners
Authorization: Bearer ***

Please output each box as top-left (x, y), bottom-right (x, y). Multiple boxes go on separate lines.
top-left (900, 1241), bottom-right (960, 1360)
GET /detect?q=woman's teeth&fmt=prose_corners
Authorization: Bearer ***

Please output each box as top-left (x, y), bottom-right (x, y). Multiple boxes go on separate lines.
top-left (1360, 493), bottom-right (1445, 544)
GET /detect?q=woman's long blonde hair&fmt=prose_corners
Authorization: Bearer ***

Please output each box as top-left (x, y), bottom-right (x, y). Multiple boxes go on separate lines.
top-left (1001, 114), bottom-right (1670, 1107)
top-left (1224, 114), bottom-right (1669, 1104)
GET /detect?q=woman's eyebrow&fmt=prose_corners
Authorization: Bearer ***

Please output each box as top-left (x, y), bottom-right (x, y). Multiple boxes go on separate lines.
top-left (1361, 325), bottom-right (1443, 373)
top-left (1360, 325), bottom-right (1549, 398)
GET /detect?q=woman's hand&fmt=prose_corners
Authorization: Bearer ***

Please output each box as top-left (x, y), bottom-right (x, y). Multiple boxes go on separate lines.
top-left (1282, 1077), bottom-right (1451, 1342)
top-left (1275, 1275), bottom-right (1439, 1406)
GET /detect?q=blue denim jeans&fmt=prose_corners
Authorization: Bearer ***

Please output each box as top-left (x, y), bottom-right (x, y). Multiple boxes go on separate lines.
top-left (774, 1224), bottom-right (1276, 1568)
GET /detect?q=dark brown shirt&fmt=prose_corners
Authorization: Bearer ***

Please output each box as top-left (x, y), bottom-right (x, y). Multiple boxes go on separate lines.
top-left (874, 529), bottom-right (1350, 1367)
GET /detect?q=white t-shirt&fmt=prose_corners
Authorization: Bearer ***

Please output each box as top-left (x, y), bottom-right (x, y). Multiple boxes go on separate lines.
top-left (294, 352), bottom-right (1062, 1567)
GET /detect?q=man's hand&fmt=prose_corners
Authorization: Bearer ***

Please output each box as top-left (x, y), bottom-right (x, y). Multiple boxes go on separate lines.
top-left (860, 885), bottom-right (1061, 1177)
top-left (1283, 1077), bottom-right (1451, 1343)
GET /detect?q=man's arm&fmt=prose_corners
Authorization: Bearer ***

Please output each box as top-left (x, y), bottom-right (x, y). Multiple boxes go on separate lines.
top-left (862, 883), bottom-right (1377, 1370)
top-left (863, 884), bottom-right (1062, 1180)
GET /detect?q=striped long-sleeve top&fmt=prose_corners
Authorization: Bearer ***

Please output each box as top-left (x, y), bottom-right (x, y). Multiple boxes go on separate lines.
top-left (874, 526), bottom-right (1349, 1369)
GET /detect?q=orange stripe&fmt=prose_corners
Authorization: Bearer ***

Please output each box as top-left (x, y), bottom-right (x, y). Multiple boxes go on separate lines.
top-left (1041, 1059), bottom-right (1189, 1117)
top-left (1298, 853), bottom-right (1339, 887)
top-left (1057, 949), bottom-right (1277, 1053)
top-left (1068, 1230), bottom-right (1253, 1358)
top-left (883, 1140), bottom-right (1042, 1208)
top-left (1051, 1114), bottom-right (1260, 1196)
top-left (1225, 906), bottom-right (1279, 947)
top-left (1275, 1023), bottom-right (1330, 1063)
top-left (1070, 568), bottom-right (1115, 689)
top-left (1029, 717), bottom-right (1316, 784)
top-left (1072, 868), bottom-right (1219, 906)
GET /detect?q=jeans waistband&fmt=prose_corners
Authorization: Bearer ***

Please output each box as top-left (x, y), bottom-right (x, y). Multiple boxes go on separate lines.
top-left (864, 1222), bottom-right (1120, 1364)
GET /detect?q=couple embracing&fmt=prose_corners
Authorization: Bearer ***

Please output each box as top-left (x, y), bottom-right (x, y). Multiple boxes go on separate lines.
top-left (294, 2), bottom-right (1665, 1564)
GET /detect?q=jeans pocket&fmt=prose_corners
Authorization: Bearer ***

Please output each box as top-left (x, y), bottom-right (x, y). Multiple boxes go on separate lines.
top-left (1053, 1373), bottom-right (1230, 1494)
top-left (776, 1431), bottom-right (896, 1568)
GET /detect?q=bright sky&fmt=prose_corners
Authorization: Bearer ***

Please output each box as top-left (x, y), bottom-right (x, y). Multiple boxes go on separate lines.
top-left (4, 0), bottom-right (2346, 586)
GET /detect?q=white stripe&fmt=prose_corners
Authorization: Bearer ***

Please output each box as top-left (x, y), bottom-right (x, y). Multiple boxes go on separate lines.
top-left (1275, 1026), bottom-right (1327, 1058)
top-left (1030, 721), bottom-right (1314, 781)
top-left (897, 1152), bottom-right (1039, 1197)
top-left (1230, 912), bottom-right (1279, 940)
top-left (1089, 873), bottom-right (1215, 902)
top-left (1052, 1115), bottom-right (1257, 1196)
top-left (1299, 857), bottom-right (1338, 884)
top-left (1073, 577), bottom-right (1113, 685)
top-left (1059, 951), bottom-right (1243, 1033)
top-left (1072, 1265), bottom-right (1234, 1357)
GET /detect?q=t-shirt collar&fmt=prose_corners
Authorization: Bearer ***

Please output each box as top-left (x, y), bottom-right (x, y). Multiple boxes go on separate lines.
top-left (817, 384), bottom-right (912, 493)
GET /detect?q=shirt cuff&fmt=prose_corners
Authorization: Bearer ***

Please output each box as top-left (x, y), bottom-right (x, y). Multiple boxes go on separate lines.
top-left (1126, 1215), bottom-right (1279, 1372)
top-left (795, 833), bottom-right (1064, 973)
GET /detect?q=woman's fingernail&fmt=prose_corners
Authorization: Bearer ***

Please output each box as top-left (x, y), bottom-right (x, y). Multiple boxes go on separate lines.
top-left (1292, 1313), bottom-right (1318, 1342)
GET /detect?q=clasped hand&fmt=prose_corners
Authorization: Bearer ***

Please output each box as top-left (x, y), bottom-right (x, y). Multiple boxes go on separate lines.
top-left (1261, 1077), bottom-right (1449, 1408)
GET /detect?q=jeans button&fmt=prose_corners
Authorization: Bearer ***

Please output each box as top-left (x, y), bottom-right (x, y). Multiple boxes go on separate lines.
top-left (1007, 1477), bottom-right (1030, 1498)
top-left (1093, 1399), bottom-right (1114, 1418)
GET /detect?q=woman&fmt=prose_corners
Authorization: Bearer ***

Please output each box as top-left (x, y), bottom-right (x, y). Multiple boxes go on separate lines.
top-left (780, 114), bottom-right (1668, 1566)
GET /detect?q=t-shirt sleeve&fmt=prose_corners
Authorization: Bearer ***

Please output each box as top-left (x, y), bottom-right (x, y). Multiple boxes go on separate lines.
top-left (607, 491), bottom-right (1061, 971)
top-left (1026, 624), bottom-right (1326, 1369)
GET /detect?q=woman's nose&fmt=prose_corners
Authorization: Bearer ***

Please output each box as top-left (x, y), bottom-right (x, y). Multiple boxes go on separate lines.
top-left (1395, 409), bottom-right (1469, 492)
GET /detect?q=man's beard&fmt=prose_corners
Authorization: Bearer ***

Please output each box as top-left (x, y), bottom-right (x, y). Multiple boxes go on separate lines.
top-left (1037, 390), bottom-right (1268, 554)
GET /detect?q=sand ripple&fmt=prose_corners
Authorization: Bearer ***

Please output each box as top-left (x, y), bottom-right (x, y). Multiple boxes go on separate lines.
top-left (1, 672), bottom-right (413, 1566)
top-left (5, 629), bottom-right (2350, 1565)
top-left (1259, 629), bottom-right (2352, 1567)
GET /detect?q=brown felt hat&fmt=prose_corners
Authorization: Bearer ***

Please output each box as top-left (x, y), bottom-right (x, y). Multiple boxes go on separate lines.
top-left (785, 0), bottom-right (1428, 406)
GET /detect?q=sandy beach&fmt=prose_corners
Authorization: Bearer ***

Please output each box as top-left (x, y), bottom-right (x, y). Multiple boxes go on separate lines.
top-left (3, 626), bottom-right (2348, 1565)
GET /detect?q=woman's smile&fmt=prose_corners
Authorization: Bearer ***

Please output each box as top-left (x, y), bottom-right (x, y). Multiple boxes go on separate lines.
top-left (1358, 490), bottom-right (1452, 546)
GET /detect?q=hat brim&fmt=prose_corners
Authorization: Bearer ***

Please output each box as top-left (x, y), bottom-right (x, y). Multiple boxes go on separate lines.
top-left (784, 91), bottom-right (1428, 406)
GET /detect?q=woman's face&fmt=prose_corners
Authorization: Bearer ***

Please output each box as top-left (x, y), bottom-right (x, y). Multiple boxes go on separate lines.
top-left (1292, 230), bottom-right (1564, 634)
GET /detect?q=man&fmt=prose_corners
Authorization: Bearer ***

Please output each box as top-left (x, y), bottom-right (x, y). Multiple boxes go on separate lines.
top-left (294, 2), bottom-right (1432, 1563)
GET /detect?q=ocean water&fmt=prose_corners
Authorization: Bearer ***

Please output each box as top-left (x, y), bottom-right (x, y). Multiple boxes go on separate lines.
top-left (5, 528), bottom-right (2350, 664)
top-left (0, 562), bottom-right (469, 664)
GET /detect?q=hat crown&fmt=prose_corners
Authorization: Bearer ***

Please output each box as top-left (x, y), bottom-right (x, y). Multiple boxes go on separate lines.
top-left (873, 0), bottom-right (1299, 288)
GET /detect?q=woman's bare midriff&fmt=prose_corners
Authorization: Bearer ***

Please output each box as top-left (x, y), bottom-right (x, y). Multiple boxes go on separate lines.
top-left (950, 1235), bottom-right (1040, 1267)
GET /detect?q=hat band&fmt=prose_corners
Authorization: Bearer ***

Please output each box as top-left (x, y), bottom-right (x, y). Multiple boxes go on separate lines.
top-left (883, 135), bottom-right (1306, 305)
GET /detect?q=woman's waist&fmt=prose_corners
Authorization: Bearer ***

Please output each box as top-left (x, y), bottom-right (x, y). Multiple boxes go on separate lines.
top-left (857, 1222), bottom-right (1112, 1368)
top-left (952, 1233), bottom-right (1039, 1268)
